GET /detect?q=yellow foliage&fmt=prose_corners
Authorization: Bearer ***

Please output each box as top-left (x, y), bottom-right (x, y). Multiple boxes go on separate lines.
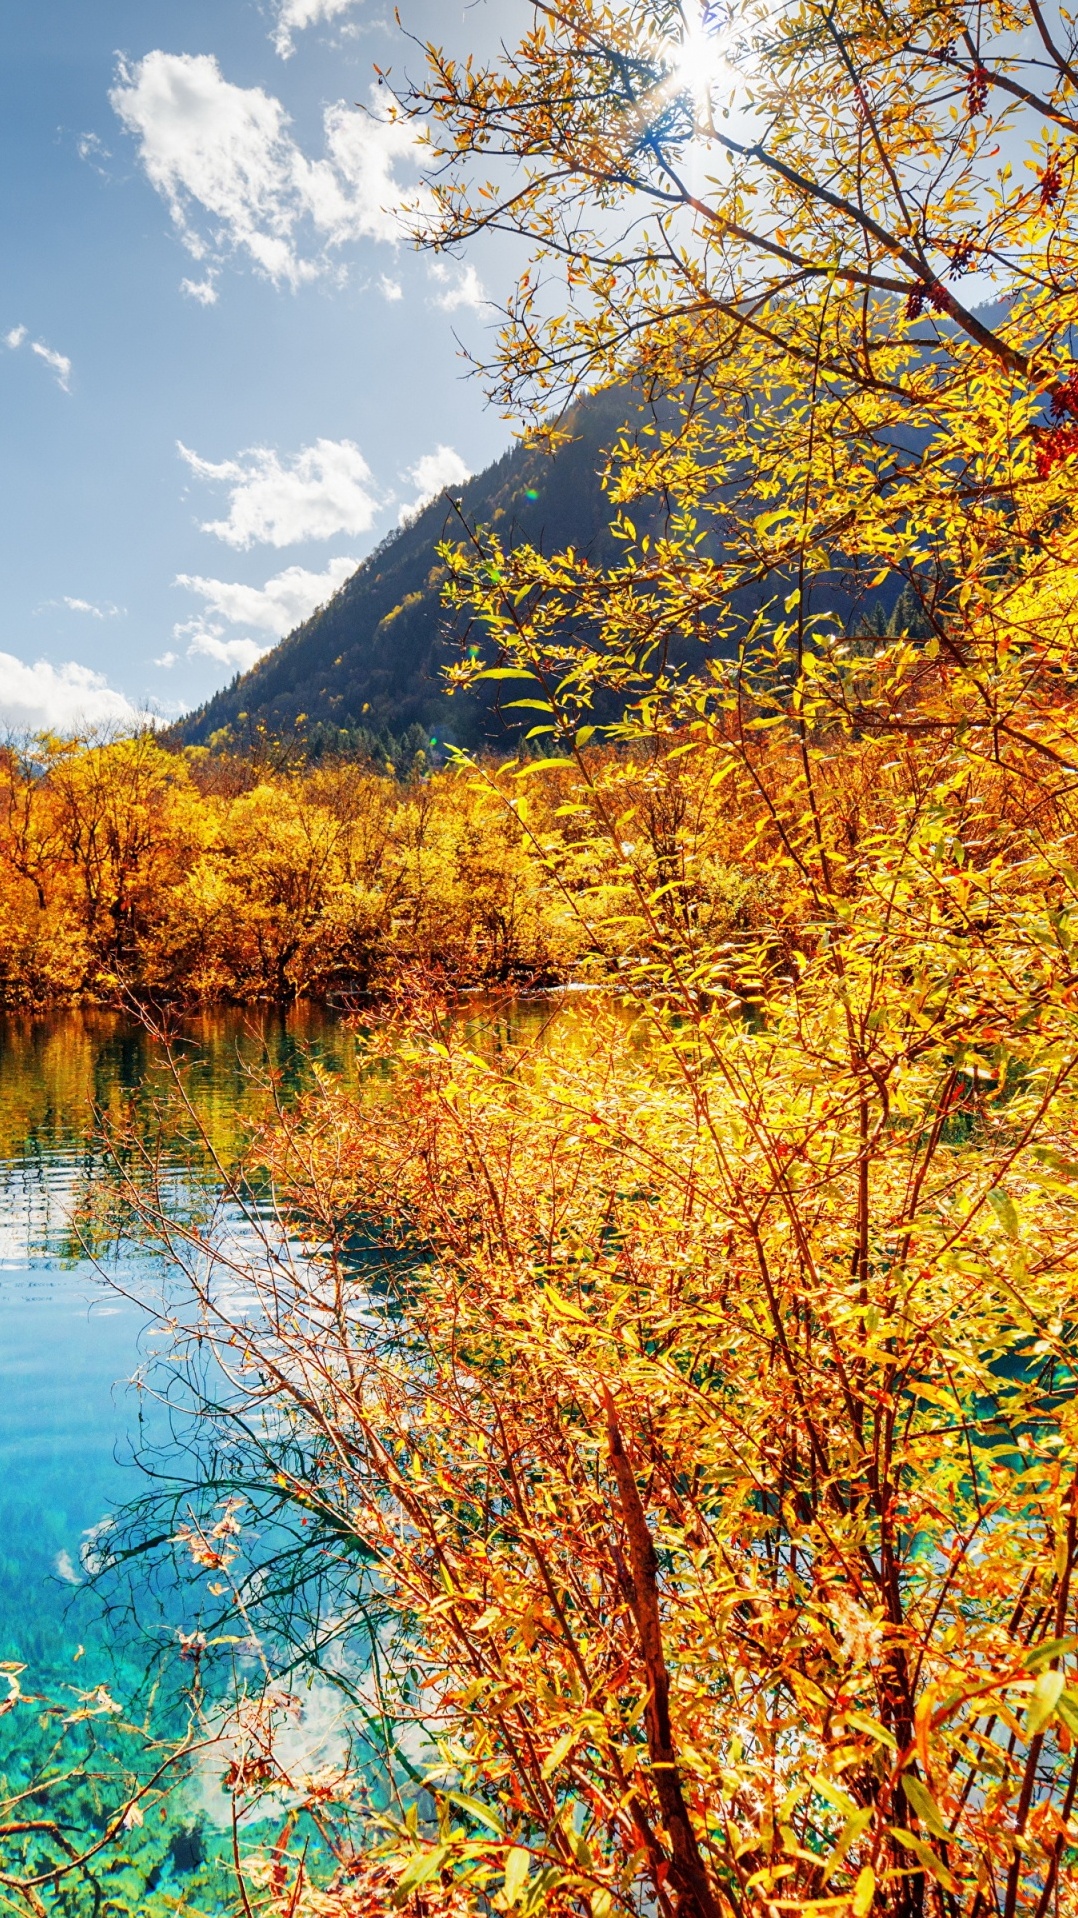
top-left (65, 5), bottom-right (1078, 1913)
top-left (0, 736), bottom-right (788, 1006)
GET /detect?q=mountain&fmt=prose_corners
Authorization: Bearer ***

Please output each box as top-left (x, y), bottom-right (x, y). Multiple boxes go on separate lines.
top-left (171, 378), bottom-right (915, 758)
top-left (172, 387), bottom-right (671, 755)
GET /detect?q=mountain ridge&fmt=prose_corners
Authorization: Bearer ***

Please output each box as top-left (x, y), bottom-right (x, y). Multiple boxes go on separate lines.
top-left (172, 387), bottom-right (665, 753)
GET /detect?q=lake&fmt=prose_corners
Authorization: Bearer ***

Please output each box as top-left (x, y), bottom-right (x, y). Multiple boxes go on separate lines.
top-left (0, 996), bottom-right (558, 1912)
top-left (0, 1005), bottom-right (375, 1674)
top-left (0, 1003), bottom-right (390, 1909)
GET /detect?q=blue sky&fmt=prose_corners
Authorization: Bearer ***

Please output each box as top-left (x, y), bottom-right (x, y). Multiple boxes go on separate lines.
top-left (0, 0), bottom-right (517, 731)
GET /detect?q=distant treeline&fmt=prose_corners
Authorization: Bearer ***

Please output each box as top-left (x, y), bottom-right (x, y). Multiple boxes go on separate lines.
top-left (0, 605), bottom-right (946, 1012)
top-left (196, 716), bottom-right (439, 776)
top-left (0, 729), bottom-right (782, 1007)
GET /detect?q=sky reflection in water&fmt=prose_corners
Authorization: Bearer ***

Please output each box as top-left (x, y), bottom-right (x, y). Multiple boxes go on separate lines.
top-left (0, 1003), bottom-right (365, 1683)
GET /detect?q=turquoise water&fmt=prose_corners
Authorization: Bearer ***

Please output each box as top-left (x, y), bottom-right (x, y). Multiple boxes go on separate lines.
top-left (0, 1005), bottom-right (373, 1911)
top-left (0, 998), bottom-right (561, 1909)
top-left (0, 1006), bottom-right (365, 1684)
top-left (0, 1167), bottom-right (147, 1670)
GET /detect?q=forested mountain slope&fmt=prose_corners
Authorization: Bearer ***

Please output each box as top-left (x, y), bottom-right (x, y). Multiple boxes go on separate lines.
top-left (173, 387), bottom-right (671, 753)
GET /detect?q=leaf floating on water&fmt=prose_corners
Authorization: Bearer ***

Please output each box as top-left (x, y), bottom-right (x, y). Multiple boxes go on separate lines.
top-left (0, 1665), bottom-right (23, 1716)
top-left (63, 1685), bottom-right (122, 1723)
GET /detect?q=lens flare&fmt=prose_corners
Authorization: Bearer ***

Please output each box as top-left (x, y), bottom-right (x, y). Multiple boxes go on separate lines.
top-left (665, 5), bottom-right (737, 111)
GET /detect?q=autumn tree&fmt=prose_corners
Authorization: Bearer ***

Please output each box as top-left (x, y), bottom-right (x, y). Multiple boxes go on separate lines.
top-left (406, 0), bottom-right (1078, 730)
top-left (94, 8), bottom-right (1078, 1917)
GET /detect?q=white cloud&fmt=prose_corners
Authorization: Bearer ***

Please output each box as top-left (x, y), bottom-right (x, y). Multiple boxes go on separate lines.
top-left (0, 654), bottom-right (142, 734)
top-left (378, 273), bottom-right (403, 301)
top-left (179, 437), bottom-right (381, 549)
top-left (111, 55), bottom-right (427, 289)
top-left (46, 597), bottom-right (123, 619)
top-left (5, 327), bottom-right (71, 388)
top-left (430, 261), bottom-right (489, 312)
top-left (31, 342), bottom-right (72, 390)
top-left (176, 556), bottom-right (356, 634)
top-left (318, 96), bottom-right (428, 247)
top-left (36, 596), bottom-right (124, 619)
top-left (181, 273), bottom-right (218, 305)
top-left (185, 628), bottom-right (270, 674)
top-left (273, 0), bottom-right (362, 59)
top-left (77, 132), bottom-right (112, 177)
top-left (172, 557), bottom-right (356, 679)
top-left (402, 444), bottom-right (470, 520)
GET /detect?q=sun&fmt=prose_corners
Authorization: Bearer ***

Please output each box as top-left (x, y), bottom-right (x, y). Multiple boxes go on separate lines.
top-left (664, 5), bottom-right (738, 111)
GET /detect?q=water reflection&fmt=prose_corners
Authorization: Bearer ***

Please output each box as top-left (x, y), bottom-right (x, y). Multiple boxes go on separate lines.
top-left (0, 1003), bottom-right (374, 1678)
top-left (0, 995), bottom-right (566, 1678)
top-left (0, 994), bottom-right (602, 1906)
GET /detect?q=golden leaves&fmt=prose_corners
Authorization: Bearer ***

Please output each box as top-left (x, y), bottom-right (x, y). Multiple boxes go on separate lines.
top-left (74, 9), bottom-right (1078, 1917)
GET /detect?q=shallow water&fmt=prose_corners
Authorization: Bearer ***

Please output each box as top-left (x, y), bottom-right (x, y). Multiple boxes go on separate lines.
top-left (0, 997), bottom-right (563, 1674)
top-left (0, 1004), bottom-right (370, 1686)
top-left (0, 996), bottom-right (576, 1907)
top-left (0, 1006), bottom-right (402, 1908)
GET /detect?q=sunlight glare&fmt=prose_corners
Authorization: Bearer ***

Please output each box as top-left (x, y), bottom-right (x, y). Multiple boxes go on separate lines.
top-left (665, 4), bottom-right (738, 112)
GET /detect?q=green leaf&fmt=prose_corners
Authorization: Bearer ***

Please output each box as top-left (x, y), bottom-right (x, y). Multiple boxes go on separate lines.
top-left (1026, 1667), bottom-right (1065, 1736)
top-left (852, 1865), bottom-right (876, 1915)
top-left (502, 1846), bottom-right (531, 1907)
top-left (889, 1829), bottom-right (957, 1891)
top-left (541, 1727), bottom-right (578, 1778)
top-left (1023, 1636), bottom-right (1078, 1670)
top-left (822, 1806), bottom-right (872, 1881)
top-left (1056, 1688), bottom-right (1078, 1734)
top-left (1032, 1145), bottom-right (1078, 1179)
top-left (442, 1791), bottom-right (504, 1836)
top-left (987, 1187), bottom-right (1019, 1238)
top-left (524, 1865), bottom-right (567, 1909)
top-left (900, 1775), bottom-right (949, 1840)
top-left (844, 1710), bottom-right (898, 1751)
top-left (394, 1845), bottom-right (449, 1898)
